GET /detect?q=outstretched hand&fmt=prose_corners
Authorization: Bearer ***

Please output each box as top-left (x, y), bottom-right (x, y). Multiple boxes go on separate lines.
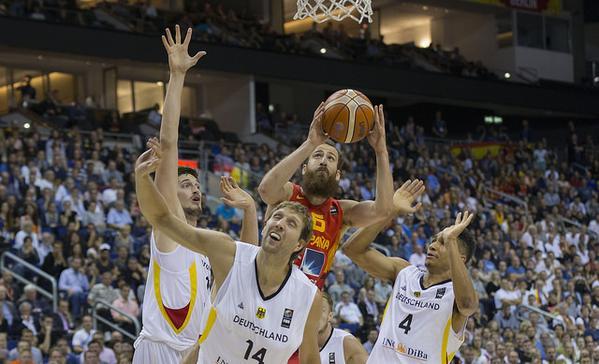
top-left (367, 105), bottom-right (387, 154)
top-left (441, 211), bottom-right (475, 243)
top-left (220, 176), bottom-right (254, 210)
top-left (162, 25), bottom-right (206, 74)
top-left (307, 102), bottom-right (328, 146)
top-left (135, 138), bottom-right (162, 177)
top-left (393, 179), bottom-right (425, 215)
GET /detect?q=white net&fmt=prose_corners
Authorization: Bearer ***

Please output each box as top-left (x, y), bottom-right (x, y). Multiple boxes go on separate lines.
top-left (294, 0), bottom-right (373, 24)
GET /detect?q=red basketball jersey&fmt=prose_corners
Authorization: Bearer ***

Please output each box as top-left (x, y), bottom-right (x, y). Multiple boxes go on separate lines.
top-left (290, 183), bottom-right (344, 289)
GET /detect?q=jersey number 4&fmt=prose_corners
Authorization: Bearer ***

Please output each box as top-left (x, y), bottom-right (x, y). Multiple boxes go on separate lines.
top-left (244, 339), bottom-right (267, 364)
top-left (398, 314), bottom-right (413, 334)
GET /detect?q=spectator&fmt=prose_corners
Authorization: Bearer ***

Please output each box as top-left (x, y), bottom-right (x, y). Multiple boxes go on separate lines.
top-left (111, 283), bottom-right (139, 332)
top-left (58, 257), bottom-right (89, 317)
top-left (14, 221), bottom-right (39, 251)
top-left (408, 243), bottom-right (426, 270)
top-left (493, 304), bottom-right (520, 331)
top-left (17, 285), bottom-right (49, 316)
top-left (91, 332), bottom-right (116, 364)
top-left (7, 329), bottom-right (42, 364)
top-left (55, 337), bottom-right (78, 364)
top-left (334, 291), bottom-right (363, 335)
top-left (0, 285), bottom-right (16, 327)
top-left (10, 303), bottom-right (40, 338)
top-left (328, 270), bottom-right (354, 306)
top-left (139, 103), bottom-right (162, 136)
top-left (106, 200), bottom-right (132, 230)
top-left (17, 75), bottom-right (36, 104)
top-left (72, 315), bottom-right (95, 354)
top-left (494, 278), bottom-right (521, 310)
top-left (362, 329), bottom-right (377, 354)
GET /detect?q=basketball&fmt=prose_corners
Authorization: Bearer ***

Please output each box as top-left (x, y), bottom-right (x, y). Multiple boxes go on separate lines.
top-left (322, 89), bottom-right (375, 143)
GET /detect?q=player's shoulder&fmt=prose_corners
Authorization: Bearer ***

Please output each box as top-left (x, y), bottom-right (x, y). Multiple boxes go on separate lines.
top-left (290, 266), bottom-right (318, 290)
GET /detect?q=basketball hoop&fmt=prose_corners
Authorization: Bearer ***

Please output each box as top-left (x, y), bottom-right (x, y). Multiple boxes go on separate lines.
top-left (294, 0), bottom-right (373, 24)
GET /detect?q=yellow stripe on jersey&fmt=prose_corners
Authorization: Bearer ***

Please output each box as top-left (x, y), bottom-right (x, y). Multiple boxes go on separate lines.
top-left (153, 260), bottom-right (198, 334)
top-left (198, 306), bottom-right (217, 344)
top-left (440, 317), bottom-right (452, 364)
top-left (381, 296), bottom-right (391, 322)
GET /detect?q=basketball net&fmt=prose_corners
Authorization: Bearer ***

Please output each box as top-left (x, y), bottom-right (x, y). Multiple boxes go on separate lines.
top-left (294, 0), bottom-right (373, 24)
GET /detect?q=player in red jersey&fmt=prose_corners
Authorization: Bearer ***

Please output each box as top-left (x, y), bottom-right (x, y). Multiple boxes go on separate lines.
top-left (258, 103), bottom-right (394, 289)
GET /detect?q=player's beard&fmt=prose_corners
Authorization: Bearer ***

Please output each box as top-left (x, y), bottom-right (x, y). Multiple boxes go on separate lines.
top-left (184, 206), bottom-right (202, 224)
top-left (301, 168), bottom-right (338, 199)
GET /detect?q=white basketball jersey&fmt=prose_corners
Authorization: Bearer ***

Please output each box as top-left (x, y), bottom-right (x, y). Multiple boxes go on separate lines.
top-left (367, 266), bottom-right (464, 364)
top-left (198, 242), bottom-right (318, 364)
top-left (136, 232), bottom-right (212, 351)
top-left (320, 328), bottom-right (350, 364)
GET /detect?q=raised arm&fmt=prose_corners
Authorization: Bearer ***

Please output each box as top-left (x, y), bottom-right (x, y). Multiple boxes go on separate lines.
top-left (344, 335), bottom-right (369, 364)
top-left (441, 211), bottom-right (479, 331)
top-left (342, 221), bottom-right (406, 282)
top-left (135, 148), bottom-right (235, 286)
top-left (154, 26), bottom-right (206, 251)
top-left (343, 180), bottom-right (425, 282)
top-left (257, 103), bottom-right (326, 205)
top-left (219, 176), bottom-right (259, 245)
top-left (341, 105), bottom-right (394, 228)
top-left (299, 291), bottom-right (323, 364)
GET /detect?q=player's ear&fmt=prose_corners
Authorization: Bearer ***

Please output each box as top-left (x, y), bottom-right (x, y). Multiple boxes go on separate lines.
top-left (335, 169), bottom-right (341, 181)
top-left (301, 164), bottom-right (307, 175)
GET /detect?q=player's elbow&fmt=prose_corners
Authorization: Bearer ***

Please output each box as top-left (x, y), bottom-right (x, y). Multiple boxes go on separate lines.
top-left (456, 297), bottom-right (479, 316)
top-left (257, 182), bottom-right (277, 204)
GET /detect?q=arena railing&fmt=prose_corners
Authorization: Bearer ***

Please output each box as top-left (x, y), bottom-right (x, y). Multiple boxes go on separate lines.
top-left (482, 186), bottom-right (529, 215)
top-left (518, 303), bottom-right (557, 323)
top-left (557, 217), bottom-right (599, 239)
top-left (91, 299), bottom-right (141, 341)
top-left (0, 251), bottom-right (58, 312)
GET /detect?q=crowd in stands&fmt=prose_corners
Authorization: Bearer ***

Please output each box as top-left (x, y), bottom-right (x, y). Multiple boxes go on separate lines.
top-left (1, 103), bottom-right (596, 362)
top-left (0, 0), bottom-right (496, 80)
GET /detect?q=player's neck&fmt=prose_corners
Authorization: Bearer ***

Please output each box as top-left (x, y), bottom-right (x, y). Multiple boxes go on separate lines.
top-left (422, 271), bottom-right (451, 288)
top-left (318, 325), bottom-right (333, 349)
top-left (304, 193), bottom-right (328, 206)
top-left (255, 251), bottom-right (291, 296)
top-left (185, 215), bottom-right (198, 226)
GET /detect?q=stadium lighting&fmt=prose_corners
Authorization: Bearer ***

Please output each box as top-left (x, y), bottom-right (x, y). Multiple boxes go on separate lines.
top-left (23, 122), bottom-right (31, 129)
top-left (504, 72), bottom-right (511, 79)
top-left (156, 81), bottom-right (164, 86)
top-left (417, 38), bottom-right (431, 48)
top-left (320, 48), bottom-right (327, 54)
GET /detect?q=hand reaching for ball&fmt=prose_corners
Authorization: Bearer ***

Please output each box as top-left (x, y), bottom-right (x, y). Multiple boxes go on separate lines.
top-left (367, 105), bottom-right (387, 154)
top-left (307, 101), bottom-right (328, 146)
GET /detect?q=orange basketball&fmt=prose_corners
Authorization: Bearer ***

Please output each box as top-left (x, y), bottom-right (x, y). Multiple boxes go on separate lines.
top-left (322, 89), bottom-right (374, 143)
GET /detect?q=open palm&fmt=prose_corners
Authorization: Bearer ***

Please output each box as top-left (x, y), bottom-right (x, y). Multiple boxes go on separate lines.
top-left (220, 177), bottom-right (253, 210)
top-left (441, 211), bottom-right (475, 242)
top-left (393, 179), bottom-right (425, 214)
top-left (162, 25), bottom-right (206, 74)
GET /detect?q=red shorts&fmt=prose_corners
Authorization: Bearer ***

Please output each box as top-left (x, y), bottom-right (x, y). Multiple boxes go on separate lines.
top-left (288, 350), bottom-right (299, 364)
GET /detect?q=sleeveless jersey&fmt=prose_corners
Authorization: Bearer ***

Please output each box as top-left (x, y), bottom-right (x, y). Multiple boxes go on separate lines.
top-left (320, 328), bottom-right (350, 364)
top-left (198, 242), bottom-right (318, 364)
top-left (136, 232), bottom-right (212, 351)
top-left (289, 183), bottom-right (344, 289)
top-left (367, 266), bottom-right (464, 364)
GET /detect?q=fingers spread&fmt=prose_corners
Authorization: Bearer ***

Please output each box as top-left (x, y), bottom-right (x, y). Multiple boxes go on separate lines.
top-left (165, 28), bottom-right (174, 46)
top-left (183, 27), bottom-right (192, 47)
top-left (175, 24), bottom-right (181, 44)
top-left (161, 35), bottom-right (170, 50)
top-left (193, 51), bottom-right (207, 61)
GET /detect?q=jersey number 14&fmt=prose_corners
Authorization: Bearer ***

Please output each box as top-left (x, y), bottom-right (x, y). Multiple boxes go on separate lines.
top-left (244, 339), bottom-right (267, 364)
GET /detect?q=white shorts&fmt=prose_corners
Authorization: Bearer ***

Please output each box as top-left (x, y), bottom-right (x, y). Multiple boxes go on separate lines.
top-left (133, 337), bottom-right (193, 364)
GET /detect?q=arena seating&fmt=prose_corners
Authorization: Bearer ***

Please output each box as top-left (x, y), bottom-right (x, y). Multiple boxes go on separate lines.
top-left (0, 103), bottom-right (597, 362)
